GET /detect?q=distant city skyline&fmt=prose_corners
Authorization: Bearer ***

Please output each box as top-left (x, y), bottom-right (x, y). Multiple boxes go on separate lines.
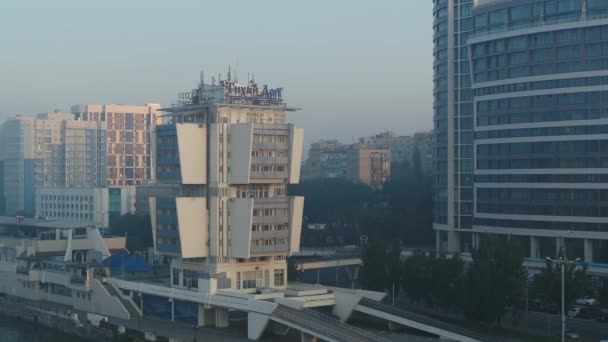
top-left (0, 0), bottom-right (433, 147)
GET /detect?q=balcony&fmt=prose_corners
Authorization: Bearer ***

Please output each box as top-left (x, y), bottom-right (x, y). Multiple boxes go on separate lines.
top-left (252, 142), bottom-right (289, 151)
top-left (250, 171), bottom-right (289, 180)
top-left (251, 157), bottom-right (289, 165)
top-left (251, 229), bottom-right (289, 239)
top-left (252, 215), bottom-right (289, 224)
top-left (251, 244), bottom-right (289, 254)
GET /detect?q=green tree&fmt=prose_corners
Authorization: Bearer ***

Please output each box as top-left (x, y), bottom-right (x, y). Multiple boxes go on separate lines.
top-left (529, 249), bottom-right (590, 308)
top-left (109, 213), bottom-right (153, 252)
top-left (462, 235), bottom-right (526, 327)
top-left (360, 239), bottom-right (387, 291)
top-left (431, 254), bottom-right (464, 309)
top-left (386, 240), bottom-right (402, 297)
top-left (402, 251), bottom-right (434, 304)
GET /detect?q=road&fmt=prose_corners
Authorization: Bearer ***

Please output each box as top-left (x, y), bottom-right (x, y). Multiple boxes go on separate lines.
top-left (518, 311), bottom-right (607, 341)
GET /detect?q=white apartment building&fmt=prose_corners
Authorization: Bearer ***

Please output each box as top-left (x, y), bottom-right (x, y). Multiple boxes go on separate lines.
top-left (151, 74), bottom-right (304, 292)
top-left (35, 187), bottom-right (109, 228)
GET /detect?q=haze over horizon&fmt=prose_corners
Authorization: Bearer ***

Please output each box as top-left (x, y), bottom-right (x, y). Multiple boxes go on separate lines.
top-left (0, 0), bottom-right (433, 146)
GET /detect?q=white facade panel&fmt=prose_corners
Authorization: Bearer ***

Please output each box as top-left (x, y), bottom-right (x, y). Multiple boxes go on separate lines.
top-left (176, 197), bottom-right (208, 258)
top-left (288, 127), bottom-right (304, 184)
top-left (176, 124), bottom-right (207, 184)
top-left (228, 198), bottom-right (253, 259)
top-left (289, 196), bottom-right (304, 254)
top-left (229, 124), bottom-right (253, 184)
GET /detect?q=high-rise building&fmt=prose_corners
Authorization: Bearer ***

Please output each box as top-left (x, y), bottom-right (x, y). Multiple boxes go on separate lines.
top-left (71, 104), bottom-right (161, 186)
top-left (0, 112), bottom-right (107, 216)
top-left (150, 73), bottom-right (304, 291)
top-left (468, 0), bottom-right (608, 262)
top-left (432, 0), bottom-right (475, 253)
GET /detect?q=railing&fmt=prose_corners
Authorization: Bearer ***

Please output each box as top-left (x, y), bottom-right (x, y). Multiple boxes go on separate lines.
top-left (70, 274), bottom-right (87, 284)
top-left (16, 266), bottom-right (30, 275)
top-left (251, 229), bottom-right (289, 239)
top-left (251, 244), bottom-right (289, 254)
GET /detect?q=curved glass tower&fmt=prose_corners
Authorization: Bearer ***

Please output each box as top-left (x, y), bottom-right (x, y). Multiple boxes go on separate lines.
top-left (433, 0), bottom-right (475, 253)
top-left (469, 0), bottom-right (608, 261)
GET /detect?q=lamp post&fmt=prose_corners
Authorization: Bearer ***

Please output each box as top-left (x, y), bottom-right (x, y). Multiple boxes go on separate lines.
top-left (546, 256), bottom-right (580, 342)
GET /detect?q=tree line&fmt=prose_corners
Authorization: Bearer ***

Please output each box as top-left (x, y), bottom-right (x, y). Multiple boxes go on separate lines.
top-left (359, 235), bottom-right (603, 327)
top-left (289, 148), bottom-right (434, 246)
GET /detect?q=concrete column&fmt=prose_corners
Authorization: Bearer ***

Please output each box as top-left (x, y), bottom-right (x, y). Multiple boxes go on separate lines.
top-left (198, 306), bottom-right (215, 327)
top-left (215, 308), bottom-right (229, 328)
top-left (447, 230), bottom-right (461, 253)
top-left (555, 237), bottom-right (564, 256)
top-left (530, 236), bottom-right (540, 259)
top-left (584, 239), bottom-right (593, 263)
top-left (435, 231), bottom-right (441, 253)
top-left (301, 332), bottom-right (317, 342)
top-left (170, 299), bottom-right (174, 322)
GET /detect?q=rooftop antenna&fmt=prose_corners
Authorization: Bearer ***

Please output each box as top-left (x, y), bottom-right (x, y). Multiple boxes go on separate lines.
top-left (227, 65), bottom-right (231, 82)
top-left (236, 57), bottom-right (239, 82)
top-left (200, 69), bottom-right (205, 85)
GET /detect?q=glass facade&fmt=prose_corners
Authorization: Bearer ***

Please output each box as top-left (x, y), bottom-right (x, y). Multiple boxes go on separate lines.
top-left (433, 0), bottom-right (474, 251)
top-left (472, 0), bottom-right (608, 246)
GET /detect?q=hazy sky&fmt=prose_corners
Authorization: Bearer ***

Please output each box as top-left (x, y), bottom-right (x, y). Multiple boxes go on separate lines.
top-left (0, 0), bottom-right (434, 147)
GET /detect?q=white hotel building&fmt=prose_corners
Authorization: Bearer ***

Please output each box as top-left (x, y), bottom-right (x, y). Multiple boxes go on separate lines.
top-left (150, 75), bottom-right (304, 292)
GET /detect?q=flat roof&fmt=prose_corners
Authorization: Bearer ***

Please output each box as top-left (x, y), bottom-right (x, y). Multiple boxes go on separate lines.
top-left (0, 216), bottom-right (94, 230)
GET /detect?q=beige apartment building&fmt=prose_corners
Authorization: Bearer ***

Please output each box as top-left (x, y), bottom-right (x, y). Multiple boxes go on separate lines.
top-left (304, 140), bottom-right (390, 188)
top-left (71, 104), bottom-right (162, 186)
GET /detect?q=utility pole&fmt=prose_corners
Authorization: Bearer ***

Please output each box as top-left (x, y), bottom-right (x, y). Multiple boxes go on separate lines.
top-left (546, 256), bottom-right (580, 342)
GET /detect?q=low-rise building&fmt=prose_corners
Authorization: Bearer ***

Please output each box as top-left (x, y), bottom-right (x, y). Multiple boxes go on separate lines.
top-left (304, 141), bottom-right (390, 188)
top-left (35, 187), bottom-right (109, 228)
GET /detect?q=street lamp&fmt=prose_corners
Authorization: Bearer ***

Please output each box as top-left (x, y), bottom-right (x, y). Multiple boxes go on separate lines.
top-left (546, 256), bottom-right (580, 342)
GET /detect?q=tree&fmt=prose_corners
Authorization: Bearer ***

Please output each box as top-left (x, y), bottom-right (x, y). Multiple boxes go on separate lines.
top-left (109, 213), bottom-right (153, 252)
top-left (529, 249), bottom-right (590, 308)
top-left (462, 235), bottom-right (526, 327)
top-left (386, 240), bottom-right (402, 298)
top-left (287, 259), bottom-right (299, 282)
top-left (402, 251), bottom-right (434, 304)
top-left (360, 240), bottom-right (387, 291)
top-left (431, 254), bottom-right (464, 309)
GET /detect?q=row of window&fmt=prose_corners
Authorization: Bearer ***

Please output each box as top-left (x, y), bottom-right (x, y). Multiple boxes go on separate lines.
top-left (474, 58), bottom-right (608, 83)
top-left (477, 108), bottom-right (608, 126)
top-left (40, 194), bottom-right (94, 202)
top-left (475, 76), bottom-right (608, 97)
top-left (477, 157), bottom-right (608, 169)
top-left (477, 203), bottom-right (608, 217)
top-left (251, 224), bottom-right (288, 232)
top-left (477, 188), bottom-right (608, 202)
top-left (250, 165), bottom-right (287, 173)
top-left (252, 208), bottom-right (289, 217)
top-left (476, 174), bottom-right (608, 183)
top-left (479, 91), bottom-right (608, 112)
top-left (474, 218), bottom-right (607, 232)
top-left (473, 0), bottom-right (608, 35)
top-left (475, 124), bottom-right (608, 140)
top-left (477, 140), bottom-right (608, 155)
top-left (39, 211), bottom-right (93, 220)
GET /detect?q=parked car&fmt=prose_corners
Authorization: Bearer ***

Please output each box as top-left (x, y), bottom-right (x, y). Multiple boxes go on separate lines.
top-left (575, 296), bottom-right (598, 306)
top-left (565, 331), bottom-right (580, 340)
top-left (597, 314), bottom-right (608, 322)
top-left (568, 306), bottom-right (582, 318)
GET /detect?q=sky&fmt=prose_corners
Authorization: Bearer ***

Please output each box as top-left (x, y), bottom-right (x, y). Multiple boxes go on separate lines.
top-left (0, 0), bottom-right (434, 147)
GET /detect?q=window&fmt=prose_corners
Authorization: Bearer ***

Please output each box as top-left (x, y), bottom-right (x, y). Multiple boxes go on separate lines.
top-left (274, 269), bottom-right (285, 287)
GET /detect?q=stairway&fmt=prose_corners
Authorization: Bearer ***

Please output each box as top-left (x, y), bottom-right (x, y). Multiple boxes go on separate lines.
top-left (102, 282), bottom-right (141, 319)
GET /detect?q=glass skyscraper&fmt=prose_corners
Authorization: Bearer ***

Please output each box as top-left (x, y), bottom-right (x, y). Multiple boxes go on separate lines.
top-left (433, 0), bottom-right (475, 253)
top-left (434, 0), bottom-right (608, 261)
top-left (468, 0), bottom-right (608, 262)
